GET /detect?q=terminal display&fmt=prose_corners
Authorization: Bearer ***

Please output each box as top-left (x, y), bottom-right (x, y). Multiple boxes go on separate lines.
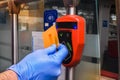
top-left (56, 22), bottom-right (77, 29)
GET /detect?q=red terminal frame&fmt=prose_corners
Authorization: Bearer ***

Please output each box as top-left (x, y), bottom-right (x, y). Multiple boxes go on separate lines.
top-left (56, 15), bottom-right (85, 67)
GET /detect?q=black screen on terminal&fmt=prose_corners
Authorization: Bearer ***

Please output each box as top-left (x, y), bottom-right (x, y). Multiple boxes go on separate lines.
top-left (56, 22), bottom-right (77, 29)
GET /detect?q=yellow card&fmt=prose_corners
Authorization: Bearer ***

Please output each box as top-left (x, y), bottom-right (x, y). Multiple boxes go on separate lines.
top-left (42, 25), bottom-right (59, 48)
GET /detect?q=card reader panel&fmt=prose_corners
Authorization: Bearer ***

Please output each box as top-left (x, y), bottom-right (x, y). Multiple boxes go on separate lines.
top-left (58, 31), bottom-right (73, 64)
top-left (56, 15), bottom-right (85, 67)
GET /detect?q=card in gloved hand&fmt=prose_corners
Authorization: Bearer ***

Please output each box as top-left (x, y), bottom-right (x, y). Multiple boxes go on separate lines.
top-left (42, 25), bottom-right (59, 48)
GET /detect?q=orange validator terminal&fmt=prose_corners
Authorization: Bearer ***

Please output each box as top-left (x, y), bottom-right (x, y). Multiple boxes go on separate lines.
top-left (56, 15), bottom-right (85, 67)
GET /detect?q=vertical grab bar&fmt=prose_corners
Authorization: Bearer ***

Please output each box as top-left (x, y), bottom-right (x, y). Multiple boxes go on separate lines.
top-left (11, 14), bottom-right (19, 64)
top-left (8, 0), bottom-right (20, 64)
top-left (66, 68), bottom-right (75, 80)
top-left (62, 0), bottom-right (80, 80)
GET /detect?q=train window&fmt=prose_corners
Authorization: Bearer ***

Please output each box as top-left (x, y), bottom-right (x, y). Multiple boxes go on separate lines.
top-left (77, 0), bottom-right (98, 34)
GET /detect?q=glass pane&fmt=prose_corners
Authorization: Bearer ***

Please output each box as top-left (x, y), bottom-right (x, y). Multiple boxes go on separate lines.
top-left (77, 0), bottom-right (98, 34)
top-left (75, 0), bottom-right (100, 80)
top-left (45, 0), bottom-right (66, 16)
top-left (18, 0), bottom-right (44, 60)
top-left (0, 8), bottom-right (12, 72)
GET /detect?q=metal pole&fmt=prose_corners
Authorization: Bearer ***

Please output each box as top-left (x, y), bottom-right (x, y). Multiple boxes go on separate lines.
top-left (7, 0), bottom-right (38, 65)
top-left (66, 68), bottom-right (75, 80)
top-left (66, 6), bottom-right (76, 15)
top-left (66, 5), bottom-right (75, 78)
top-left (63, 0), bottom-right (79, 80)
top-left (12, 14), bottom-right (19, 64)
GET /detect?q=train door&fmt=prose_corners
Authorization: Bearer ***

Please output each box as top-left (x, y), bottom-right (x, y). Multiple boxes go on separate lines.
top-left (99, 0), bottom-right (119, 79)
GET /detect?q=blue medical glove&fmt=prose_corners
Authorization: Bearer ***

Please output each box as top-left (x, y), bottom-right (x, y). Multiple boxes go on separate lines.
top-left (8, 44), bottom-right (68, 80)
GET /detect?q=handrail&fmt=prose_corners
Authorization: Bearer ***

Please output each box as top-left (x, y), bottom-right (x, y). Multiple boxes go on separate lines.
top-left (14, 0), bottom-right (39, 4)
top-left (0, 0), bottom-right (8, 8)
top-left (0, 0), bottom-right (39, 8)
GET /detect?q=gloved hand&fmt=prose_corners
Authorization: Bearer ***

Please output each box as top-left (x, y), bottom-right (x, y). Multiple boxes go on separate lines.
top-left (9, 44), bottom-right (68, 80)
